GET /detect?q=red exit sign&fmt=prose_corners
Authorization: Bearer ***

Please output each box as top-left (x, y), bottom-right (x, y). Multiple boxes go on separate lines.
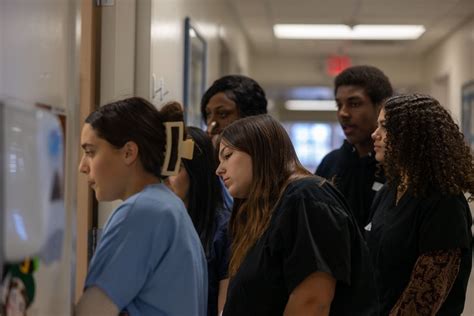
top-left (327, 55), bottom-right (351, 76)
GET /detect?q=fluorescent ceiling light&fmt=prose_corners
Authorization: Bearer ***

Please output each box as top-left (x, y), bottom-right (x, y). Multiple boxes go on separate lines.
top-left (285, 100), bottom-right (337, 111)
top-left (274, 24), bottom-right (425, 40)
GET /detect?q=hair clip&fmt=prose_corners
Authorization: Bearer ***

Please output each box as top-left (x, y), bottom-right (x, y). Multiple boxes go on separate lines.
top-left (162, 122), bottom-right (194, 176)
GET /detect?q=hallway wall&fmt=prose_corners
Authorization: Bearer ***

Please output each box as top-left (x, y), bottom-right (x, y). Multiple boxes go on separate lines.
top-left (0, 0), bottom-right (74, 109)
top-left (249, 54), bottom-right (424, 122)
top-left (0, 0), bottom-right (78, 315)
top-left (143, 0), bottom-right (250, 105)
top-left (250, 54), bottom-right (423, 91)
top-left (98, 0), bottom-right (251, 226)
top-left (421, 17), bottom-right (474, 124)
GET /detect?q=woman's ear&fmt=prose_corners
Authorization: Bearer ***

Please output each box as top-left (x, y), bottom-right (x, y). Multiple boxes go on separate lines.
top-left (122, 141), bottom-right (139, 165)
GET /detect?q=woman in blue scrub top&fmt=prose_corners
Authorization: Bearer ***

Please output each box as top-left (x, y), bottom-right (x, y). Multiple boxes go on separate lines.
top-left (368, 94), bottom-right (473, 315)
top-left (75, 97), bottom-right (207, 316)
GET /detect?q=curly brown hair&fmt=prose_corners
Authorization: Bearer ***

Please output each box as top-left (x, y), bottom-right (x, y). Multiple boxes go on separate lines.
top-left (383, 94), bottom-right (474, 199)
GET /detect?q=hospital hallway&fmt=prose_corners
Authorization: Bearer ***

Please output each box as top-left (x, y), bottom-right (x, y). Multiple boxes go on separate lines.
top-left (1, 0), bottom-right (474, 315)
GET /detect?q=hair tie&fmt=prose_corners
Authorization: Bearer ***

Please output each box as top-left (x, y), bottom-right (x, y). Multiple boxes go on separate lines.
top-left (161, 122), bottom-right (194, 176)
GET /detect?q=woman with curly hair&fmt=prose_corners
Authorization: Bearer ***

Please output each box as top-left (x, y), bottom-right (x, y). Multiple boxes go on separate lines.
top-left (368, 94), bottom-right (473, 315)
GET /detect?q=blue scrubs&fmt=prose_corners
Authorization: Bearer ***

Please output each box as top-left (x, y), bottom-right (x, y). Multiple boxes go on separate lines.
top-left (85, 183), bottom-right (208, 316)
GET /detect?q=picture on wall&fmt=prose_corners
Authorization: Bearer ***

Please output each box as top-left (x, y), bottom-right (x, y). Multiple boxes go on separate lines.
top-left (183, 17), bottom-right (207, 128)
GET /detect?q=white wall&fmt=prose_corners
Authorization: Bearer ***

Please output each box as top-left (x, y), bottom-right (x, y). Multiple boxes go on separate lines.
top-left (419, 18), bottom-right (474, 314)
top-left (101, 0), bottom-right (250, 108)
top-left (421, 18), bottom-right (474, 124)
top-left (1, 0), bottom-right (73, 109)
top-left (98, 0), bottom-right (251, 226)
top-left (145, 0), bottom-right (250, 106)
top-left (0, 0), bottom-right (77, 315)
top-left (101, 0), bottom-right (251, 106)
top-left (100, 0), bottom-right (136, 105)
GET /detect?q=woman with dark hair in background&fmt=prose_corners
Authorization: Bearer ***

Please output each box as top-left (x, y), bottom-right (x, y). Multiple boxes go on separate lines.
top-left (201, 75), bottom-right (269, 210)
top-left (201, 75), bottom-right (268, 141)
top-left (76, 97), bottom-right (207, 316)
top-left (369, 94), bottom-right (473, 315)
top-left (216, 114), bottom-right (377, 316)
top-left (166, 127), bottom-right (231, 316)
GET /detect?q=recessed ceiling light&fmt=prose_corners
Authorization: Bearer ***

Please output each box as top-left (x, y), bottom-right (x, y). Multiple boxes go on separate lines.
top-left (274, 24), bottom-right (425, 40)
top-left (285, 100), bottom-right (337, 111)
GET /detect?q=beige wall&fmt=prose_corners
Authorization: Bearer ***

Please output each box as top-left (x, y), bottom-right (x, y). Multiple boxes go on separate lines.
top-left (250, 55), bottom-right (423, 92)
top-left (1, 0), bottom-right (73, 109)
top-left (100, 0), bottom-right (137, 105)
top-left (419, 18), bottom-right (474, 314)
top-left (145, 0), bottom-right (250, 105)
top-left (98, 0), bottom-right (251, 225)
top-left (0, 0), bottom-right (79, 314)
top-left (250, 54), bottom-right (423, 121)
top-left (421, 17), bottom-right (474, 123)
top-left (100, 0), bottom-right (250, 106)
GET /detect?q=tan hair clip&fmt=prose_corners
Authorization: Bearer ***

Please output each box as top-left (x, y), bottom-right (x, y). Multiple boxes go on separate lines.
top-left (162, 122), bottom-right (194, 176)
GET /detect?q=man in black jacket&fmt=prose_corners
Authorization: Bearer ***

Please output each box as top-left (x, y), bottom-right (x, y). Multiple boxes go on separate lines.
top-left (315, 65), bottom-right (393, 230)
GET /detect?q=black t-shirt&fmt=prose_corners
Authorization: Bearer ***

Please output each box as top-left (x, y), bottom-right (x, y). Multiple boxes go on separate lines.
top-left (367, 185), bottom-right (473, 316)
top-left (223, 177), bottom-right (378, 316)
top-left (316, 140), bottom-right (384, 230)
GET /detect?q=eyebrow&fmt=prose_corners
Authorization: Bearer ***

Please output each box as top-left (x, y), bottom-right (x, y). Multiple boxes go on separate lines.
top-left (81, 143), bottom-right (95, 150)
top-left (335, 96), bottom-right (363, 102)
top-left (219, 145), bottom-right (229, 157)
top-left (207, 105), bottom-right (233, 112)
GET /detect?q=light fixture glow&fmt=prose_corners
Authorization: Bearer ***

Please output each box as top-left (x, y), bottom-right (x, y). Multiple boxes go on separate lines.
top-left (285, 100), bottom-right (337, 111)
top-left (274, 24), bottom-right (425, 40)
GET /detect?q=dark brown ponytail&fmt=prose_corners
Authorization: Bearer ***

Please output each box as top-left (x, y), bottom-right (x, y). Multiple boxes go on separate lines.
top-left (85, 97), bottom-right (184, 178)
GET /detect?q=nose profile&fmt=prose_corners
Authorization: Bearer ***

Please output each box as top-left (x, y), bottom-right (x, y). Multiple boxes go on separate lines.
top-left (371, 128), bottom-right (379, 141)
top-left (216, 162), bottom-right (224, 176)
top-left (207, 121), bottom-right (217, 135)
top-left (338, 104), bottom-right (350, 118)
top-left (78, 155), bottom-right (89, 174)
